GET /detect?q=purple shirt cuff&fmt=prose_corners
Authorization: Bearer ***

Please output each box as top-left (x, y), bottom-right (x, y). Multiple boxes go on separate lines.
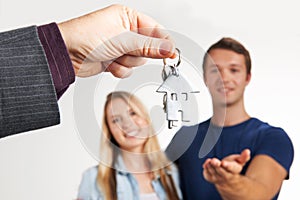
top-left (37, 22), bottom-right (75, 100)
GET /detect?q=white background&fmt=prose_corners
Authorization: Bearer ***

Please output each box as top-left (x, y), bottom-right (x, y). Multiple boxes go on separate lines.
top-left (0, 0), bottom-right (299, 199)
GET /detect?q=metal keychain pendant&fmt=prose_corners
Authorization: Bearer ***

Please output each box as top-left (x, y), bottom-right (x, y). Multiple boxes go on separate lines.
top-left (156, 48), bottom-right (200, 129)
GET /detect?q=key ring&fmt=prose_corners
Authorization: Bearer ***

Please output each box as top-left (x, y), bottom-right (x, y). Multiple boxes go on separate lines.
top-left (163, 48), bottom-right (181, 67)
top-left (162, 48), bottom-right (181, 80)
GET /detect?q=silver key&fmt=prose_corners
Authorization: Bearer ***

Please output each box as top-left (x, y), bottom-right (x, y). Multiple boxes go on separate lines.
top-left (156, 48), bottom-right (200, 129)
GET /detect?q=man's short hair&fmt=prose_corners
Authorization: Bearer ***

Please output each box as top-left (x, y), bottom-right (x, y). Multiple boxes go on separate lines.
top-left (203, 37), bottom-right (251, 75)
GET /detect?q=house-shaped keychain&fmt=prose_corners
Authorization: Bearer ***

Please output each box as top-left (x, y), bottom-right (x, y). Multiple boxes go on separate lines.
top-left (156, 65), bottom-right (200, 129)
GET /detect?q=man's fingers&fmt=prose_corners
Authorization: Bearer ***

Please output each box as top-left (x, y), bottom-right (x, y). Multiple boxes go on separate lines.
top-left (94, 31), bottom-right (176, 61)
top-left (204, 161), bottom-right (233, 184)
top-left (207, 159), bottom-right (222, 178)
top-left (221, 160), bottom-right (243, 174)
top-left (104, 61), bottom-right (133, 78)
top-left (75, 62), bottom-right (103, 78)
top-left (115, 55), bottom-right (147, 67)
top-left (210, 158), bottom-right (222, 167)
top-left (131, 10), bottom-right (176, 57)
top-left (214, 164), bottom-right (232, 178)
top-left (126, 33), bottom-right (175, 58)
top-left (127, 6), bottom-right (169, 39)
top-left (110, 31), bottom-right (175, 59)
top-left (104, 55), bottom-right (145, 78)
top-left (206, 163), bottom-right (218, 180)
top-left (203, 158), bottom-right (212, 168)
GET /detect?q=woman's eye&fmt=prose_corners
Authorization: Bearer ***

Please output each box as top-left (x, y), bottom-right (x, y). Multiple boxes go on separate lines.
top-left (112, 117), bottom-right (120, 123)
top-left (129, 111), bottom-right (136, 116)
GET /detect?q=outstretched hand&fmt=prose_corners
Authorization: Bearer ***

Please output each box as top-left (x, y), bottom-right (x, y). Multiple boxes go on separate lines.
top-left (203, 149), bottom-right (251, 185)
top-left (58, 4), bottom-right (176, 78)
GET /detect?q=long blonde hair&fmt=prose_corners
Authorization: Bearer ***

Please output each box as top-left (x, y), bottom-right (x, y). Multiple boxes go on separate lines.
top-left (96, 91), bottom-right (180, 200)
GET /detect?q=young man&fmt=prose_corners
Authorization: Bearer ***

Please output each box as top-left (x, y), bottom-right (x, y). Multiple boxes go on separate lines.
top-left (166, 37), bottom-right (294, 200)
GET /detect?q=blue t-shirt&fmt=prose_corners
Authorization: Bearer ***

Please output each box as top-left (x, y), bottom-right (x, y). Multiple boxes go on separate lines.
top-left (166, 118), bottom-right (294, 200)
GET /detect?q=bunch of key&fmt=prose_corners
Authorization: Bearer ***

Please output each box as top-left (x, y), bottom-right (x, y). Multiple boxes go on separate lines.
top-left (157, 48), bottom-right (200, 129)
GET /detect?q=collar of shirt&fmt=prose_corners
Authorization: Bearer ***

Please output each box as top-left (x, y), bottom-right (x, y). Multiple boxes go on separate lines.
top-left (114, 154), bottom-right (170, 180)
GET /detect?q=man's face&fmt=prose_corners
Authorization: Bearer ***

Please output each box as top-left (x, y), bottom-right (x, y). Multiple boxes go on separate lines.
top-left (204, 49), bottom-right (251, 107)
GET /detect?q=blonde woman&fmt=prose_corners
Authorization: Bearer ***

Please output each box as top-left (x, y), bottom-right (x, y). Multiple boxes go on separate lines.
top-left (78, 91), bottom-right (182, 200)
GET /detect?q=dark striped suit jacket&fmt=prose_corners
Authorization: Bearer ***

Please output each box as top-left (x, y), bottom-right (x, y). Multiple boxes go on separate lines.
top-left (0, 26), bottom-right (60, 138)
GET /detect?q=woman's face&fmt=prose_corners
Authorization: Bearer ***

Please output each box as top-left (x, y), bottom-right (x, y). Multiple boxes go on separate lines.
top-left (106, 98), bottom-right (149, 153)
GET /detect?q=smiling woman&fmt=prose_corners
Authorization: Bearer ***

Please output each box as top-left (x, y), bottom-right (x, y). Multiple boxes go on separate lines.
top-left (77, 91), bottom-right (182, 200)
top-left (105, 94), bottom-right (150, 153)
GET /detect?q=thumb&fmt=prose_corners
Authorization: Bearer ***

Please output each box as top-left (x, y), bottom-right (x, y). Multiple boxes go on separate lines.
top-left (236, 149), bottom-right (251, 165)
top-left (113, 31), bottom-right (176, 59)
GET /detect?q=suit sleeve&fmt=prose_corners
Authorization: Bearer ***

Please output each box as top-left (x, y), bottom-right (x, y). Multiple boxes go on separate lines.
top-left (0, 26), bottom-right (60, 138)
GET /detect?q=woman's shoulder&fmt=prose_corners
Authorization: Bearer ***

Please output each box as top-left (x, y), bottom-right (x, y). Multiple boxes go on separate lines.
top-left (78, 165), bottom-right (102, 199)
top-left (82, 165), bottom-right (99, 179)
top-left (166, 163), bottom-right (179, 175)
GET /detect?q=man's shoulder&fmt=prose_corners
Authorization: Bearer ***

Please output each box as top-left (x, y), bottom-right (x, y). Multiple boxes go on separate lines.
top-left (248, 117), bottom-right (286, 134)
top-left (250, 118), bottom-right (294, 173)
top-left (244, 118), bottom-right (293, 151)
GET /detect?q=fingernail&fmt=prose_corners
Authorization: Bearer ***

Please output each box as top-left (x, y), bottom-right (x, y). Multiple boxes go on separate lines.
top-left (159, 41), bottom-right (173, 56)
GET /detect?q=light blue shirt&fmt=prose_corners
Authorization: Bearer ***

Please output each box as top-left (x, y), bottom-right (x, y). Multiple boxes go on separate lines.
top-left (77, 156), bottom-right (182, 200)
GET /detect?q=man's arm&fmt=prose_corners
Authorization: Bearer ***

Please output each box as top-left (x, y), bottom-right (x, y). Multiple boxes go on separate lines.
top-left (37, 23), bottom-right (75, 99)
top-left (0, 26), bottom-right (60, 138)
top-left (0, 4), bottom-right (175, 138)
top-left (203, 150), bottom-right (287, 200)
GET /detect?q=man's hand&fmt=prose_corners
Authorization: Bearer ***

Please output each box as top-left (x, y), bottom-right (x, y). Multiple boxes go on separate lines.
top-left (58, 4), bottom-right (175, 78)
top-left (202, 149), bottom-right (251, 185)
